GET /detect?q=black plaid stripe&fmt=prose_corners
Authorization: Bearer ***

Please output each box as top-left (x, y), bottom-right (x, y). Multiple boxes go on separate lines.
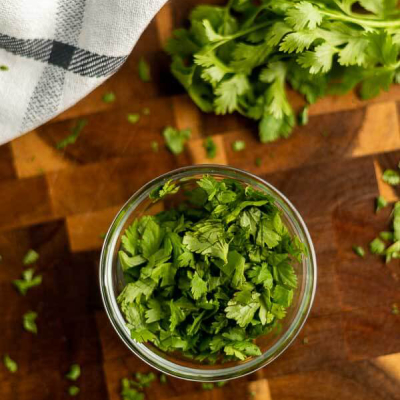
top-left (0, 34), bottom-right (53, 62)
top-left (0, 33), bottom-right (127, 78)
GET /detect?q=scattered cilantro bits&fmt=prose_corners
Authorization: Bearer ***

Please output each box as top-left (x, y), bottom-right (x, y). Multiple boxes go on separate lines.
top-left (166, 0), bottom-right (400, 142)
top-left (159, 373), bottom-right (167, 384)
top-left (3, 354), bottom-right (17, 373)
top-left (66, 364), bottom-right (81, 381)
top-left (127, 113), bottom-right (140, 124)
top-left (232, 140), bottom-right (245, 152)
top-left (151, 141), bottom-right (159, 152)
top-left (298, 107), bottom-right (309, 126)
top-left (117, 175), bottom-right (304, 362)
top-left (68, 386), bottom-right (80, 396)
top-left (0, 65), bottom-right (9, 71)
top-left (376, 196), bottom-right (388, 213)
top-left (202, 383), bottom-right (214, 390)
top-left (57, 119), bottom-right (88, 150)
top-left (392, 303), bottom-right (399, 315)
top-left (382, 169), bottom-right (400, 186)
top-left (369, 238), bottom-right (385, 255)
top-left (203, 136), bottom-right (217, 159)
top-left (352, 245), bottom-right (365, 258)
top-left (138, 57), bottom-right (151, 82)
top-left (163, 126), bottom-right (191, 155)
top-left (13, 268), bottom-right (42, 295)
top-left (23, 311), bottom-right (38, 334)
top-left (121, 372), bottom-right (156, 400)
top-left (102, 91), bottom-right (116, 103)
top-left (23, 249), bottom-right (39, 265)
top-left (255, 157), bottom-right (262, 167)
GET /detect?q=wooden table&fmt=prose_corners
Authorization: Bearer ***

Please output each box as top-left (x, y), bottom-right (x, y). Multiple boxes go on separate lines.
top-left (1, 1), bottom-right (400, 399)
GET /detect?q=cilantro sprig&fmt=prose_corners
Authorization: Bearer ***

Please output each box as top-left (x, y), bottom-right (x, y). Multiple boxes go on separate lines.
top-left (166, 0), bottom-right (400, 142)
top-left (117, 175), bottom-right (304, 362)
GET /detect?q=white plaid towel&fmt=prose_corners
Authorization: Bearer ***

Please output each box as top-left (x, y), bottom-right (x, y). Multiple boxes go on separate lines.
top-left (0, 0), bottom-right (167, 145)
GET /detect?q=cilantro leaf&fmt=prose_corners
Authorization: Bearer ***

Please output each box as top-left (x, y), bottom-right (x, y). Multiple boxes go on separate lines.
top-left (102, 92), bottom-right (116, 103)
top-left (163, 126), bottom-right (191, 155)
top-left (376, 196), bottom-right (388, 213)
top-left (370, 238), bottom-right (386, 255)
top-left (13, 268), bottom-right (42, 295)
top-left (68, 386), bottom-right (80, 396)
top-left (285, 2), bottom-right (323, 31)
top-left (66, 364), bottom-right (81, 381)
top-left (127, 113), bottom-right (140, 124)
top-left (232, 140), bottom-right (246, 152)
top-left (3, 354), bottom-right (17, 373)
top-left (352, 245), bottom-right (365, 258)
top-left (138, 57), bottom-right (151, 82)
top-left (23, 311), bottom-right (38, 334)
top-left (203, 137), bottom-right (217, 159)
top-left (382, 169), bottom-right (400, 186)
top-left (191, 272), bottom-right (208, 300)
top-left (23, 249), bottom-right (39, 265)
top-left (149, 180), bottom-right (180, 202)
top-left (56, 119), bottom-right (87, 149)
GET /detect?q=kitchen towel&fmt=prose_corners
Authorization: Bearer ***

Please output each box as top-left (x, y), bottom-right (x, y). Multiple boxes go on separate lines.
top-left (0, 0), bottom-right (168, 146)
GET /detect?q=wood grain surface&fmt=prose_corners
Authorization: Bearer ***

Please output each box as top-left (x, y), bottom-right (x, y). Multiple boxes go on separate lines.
top-left (1, 1), bottom-right (400, 399)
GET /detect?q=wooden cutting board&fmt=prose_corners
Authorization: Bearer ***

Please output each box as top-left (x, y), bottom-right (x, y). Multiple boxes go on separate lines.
top-left (0, 0), bottom-right (399, 399)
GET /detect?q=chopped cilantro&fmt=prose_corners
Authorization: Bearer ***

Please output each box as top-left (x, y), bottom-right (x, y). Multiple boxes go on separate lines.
top-left (142, 107), bottom-right (150, 116)
top-left (202, 383), bottom-right (214, 390)
top-left (352, 245), bottom-right (365, 258)
top-left (0, 65), bottom-right (9, 71)
top-left (57, 119), bottom-right (88, 149)
top-left (255, 157), bottom-right (262, 167)
top-left (299, 107), bottom-right (309, 126)
top-left (203, 137), bottom-right (217, 159)
top-left (134, 372), bottom-right (156, 389)
top-left (232, 140), bottom-right (245, 152)
top-left (23, 311), bottom-right (38, 334)
top-left (159, 373), bottom-right (167, 384)
top-left (369, 238), bottom-right (385, 255)
top-left (13, 268), bottom-right (42, 295)
top-left (382, 169), bottom-right (400, 186)
top-left (68, 386), bottom-right (80, 396)
top-left (380, 231), bottom-right (393, 241)
top-left (392, 303), bottom-right (399, 315)
top-left (117, 175), bottom-right (304, 362)
top-left (127, 114), bottom-right (140, 124)
top-left (302, 337), bottom-right (309, 345)
top-left (138, 57), bottom-right (151, 82)
top-left (121, 378), bottom-right (144, 400)
top-left (376, 196), bottom-right (388, 213)
top-left (163, 126), bottom-right (191, 155)
top-left (216, 381), bottom-right (227, 387)
top-left (151, 141), bottom-right (159, 152)
top-left (66, 364), bottom-right (81, 381)
top-left (102, 92), bottom-right (116, 103)
top-left (149, 180), bottom-right (180, 202)
top-left (3, 354), bottom-right (17, 373)
top-left (23, 249), bottom-right (39, 265)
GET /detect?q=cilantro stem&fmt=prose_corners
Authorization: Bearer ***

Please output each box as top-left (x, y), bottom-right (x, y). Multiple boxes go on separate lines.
top-left (319, 10), bottom-right (400, 28)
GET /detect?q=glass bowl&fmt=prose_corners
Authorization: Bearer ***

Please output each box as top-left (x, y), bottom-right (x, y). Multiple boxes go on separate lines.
top-left (99, 165), bottom-right (317, 382)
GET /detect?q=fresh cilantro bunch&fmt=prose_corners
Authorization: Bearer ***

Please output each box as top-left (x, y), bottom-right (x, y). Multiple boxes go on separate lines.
top-left (117, 175), bottom-right (305, 363)
top-left (166, 0), bottom-right (400, 142)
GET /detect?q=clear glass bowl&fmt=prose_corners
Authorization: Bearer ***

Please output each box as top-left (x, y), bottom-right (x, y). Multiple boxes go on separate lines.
top-left (99, 165), bottom-right (317, 382)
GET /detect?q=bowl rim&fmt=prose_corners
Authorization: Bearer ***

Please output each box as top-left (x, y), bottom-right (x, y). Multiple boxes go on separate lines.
top-left (99, 164), bottom-right (317, 381)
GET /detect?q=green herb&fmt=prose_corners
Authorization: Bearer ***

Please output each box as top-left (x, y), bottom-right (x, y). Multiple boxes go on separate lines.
top-left (376, 196), bottom-right (388, 213)
top-left (23, 311), bottom-right (38, 334)
top-left (142, 107), bottom-right (151, 115)
top-left (352, 245), bottom-right (365, 258)
top-left (138, 57), bottom-right (151, 82)
top-left (127, 114), bottom-right (140, 124)
top-left (255, 157), bottom-right (262, 167)
top-left (166, 0), bottom-right (400, 143)
top-left (163, 126), bottom-right (191, 155)
top-left (159, 373), bottom-right (168, 384)
top-left (57, 119), bottom-right (88, 149)
top-left (134, 372), bottom-right (156, 389)
top-left (102, 92), bottom-right (116, 103)
top-left (13, 268), bottom-right (42, 295)
top-left (117, 175), bottom-right (303, 362)
top-left (3, 355), bottom-right (17, 373)
top-left (216, 381), bottom-right (227, 387)
top-left (151, 141), bottom-right (159, 152)
top-left (369, 238), bottom-right (385, 255)
top-left (392, 303), bottom-right (399, 315)
top-left (382, 169), bottom-right (400, 186)
top-left (23, 249), bottom-right (39, 265)
top-left (302, 337), bottom-right (309, 345)
top-left (232, 140), bottom-right (245, 152)
top-left (0, 65), bottom-right (9, 71)
top-left (202, 383), bottom-right (214, 390)
top-left (299, 107), bottom-right (309, 126)
top-left (204, 137), bottom-right (217, 159)
top-left (68, 386), bottom-right (80, 396)
top-left (380, 231), bottom-right (393, 242)
top-left (149, 180), bottom-right (180, 202)
top-left (121, 378), bottom-right (144, 400)
top-left (66, 364), bottom-right (81, 381)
